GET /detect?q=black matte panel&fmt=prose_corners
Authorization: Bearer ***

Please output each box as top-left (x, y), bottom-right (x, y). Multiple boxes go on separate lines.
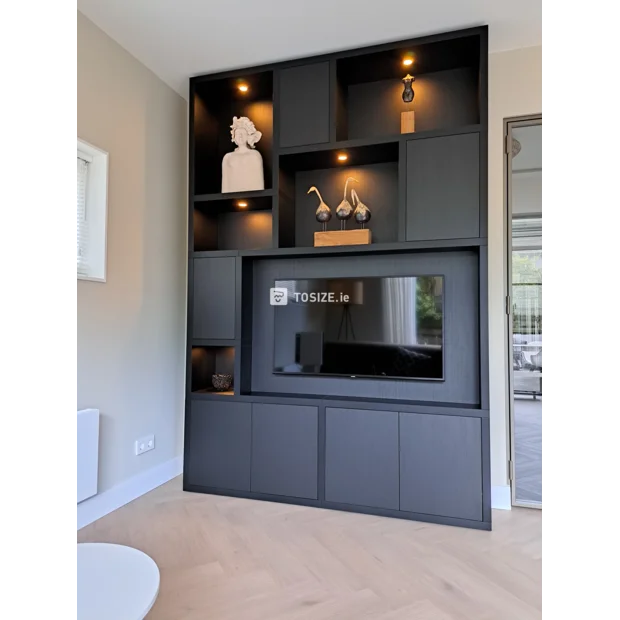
top-left (252, 251), bottom-right (479, 404)
top-left (251, 403), bottom-right (318, 499)
top-left (406, 133), bottom-right (480, 240)
top-left (193, 257), bottom-right (236, 339)
top-left (399, 412), bottom-right (482, 520)
top-left (218, 212), bottom-right (272, 251)
top-left (187, 401), bottom-right (251, 491)
top-left (325, 408), bottom-right (399, 509)
top-left (279, 63), bottom-right (330, 148)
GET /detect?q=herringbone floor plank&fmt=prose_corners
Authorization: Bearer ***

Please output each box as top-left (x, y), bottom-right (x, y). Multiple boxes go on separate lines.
top-left (78, 477), bottom-right (541, 619)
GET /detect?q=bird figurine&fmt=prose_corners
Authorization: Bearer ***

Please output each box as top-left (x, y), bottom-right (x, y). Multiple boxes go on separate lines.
top-left (351, 188), bottom-right (371, 228)
top-left (336, 177), bottom-right (357, 230)
top-left (308, 186), bottom-right (331, 231)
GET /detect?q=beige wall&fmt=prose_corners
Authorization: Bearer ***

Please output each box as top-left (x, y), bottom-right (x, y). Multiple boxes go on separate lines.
top-left (488, 46), bottom-right (542, 493)
top-left (77, 12), bottom-right (187, 493)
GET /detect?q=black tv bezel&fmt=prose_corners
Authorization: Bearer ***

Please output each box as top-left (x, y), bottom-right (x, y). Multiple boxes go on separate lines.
top-left (271, 274), bottom-right (446, 382)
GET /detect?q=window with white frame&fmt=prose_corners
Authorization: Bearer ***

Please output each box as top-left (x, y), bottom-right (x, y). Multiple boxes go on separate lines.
top-left (77, 139), bottom-right (108, 281)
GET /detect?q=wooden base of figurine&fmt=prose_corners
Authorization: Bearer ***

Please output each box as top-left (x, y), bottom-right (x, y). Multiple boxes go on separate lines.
top-left (314, 229), bottom-right (372, 247)
top-left (401, 110), bottom-right (415, 134)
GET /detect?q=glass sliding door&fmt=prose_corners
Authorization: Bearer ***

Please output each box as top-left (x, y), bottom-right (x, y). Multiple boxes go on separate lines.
top-left (507, 118), bottom-right (542, 508)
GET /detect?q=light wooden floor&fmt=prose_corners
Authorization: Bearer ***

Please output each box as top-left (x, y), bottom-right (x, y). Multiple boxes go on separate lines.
top-left (78, 477), bottom-right (541, 620)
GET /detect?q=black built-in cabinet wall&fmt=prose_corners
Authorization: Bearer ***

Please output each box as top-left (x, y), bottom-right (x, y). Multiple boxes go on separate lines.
top-left (184, 27), bottom-right (491, 530)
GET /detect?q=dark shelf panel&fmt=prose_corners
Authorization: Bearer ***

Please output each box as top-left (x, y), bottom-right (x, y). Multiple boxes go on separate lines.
top-left (191, 250), bottom-right (240, 259)
top-left (397, 124), bottom-right (482, 141)
top-left (278, 135), bottom-right (399, 157)
top-left (193, 389), bottom-right (235, 397)
top-left (191, 237), bottom-right (486, 259)
top-left (194, 189), bottom-right (274, 203)
top-left (192, 338), bottom-right (238, 347)
top-left (190, 390), bottom-right (488, 417)
top-left (277, 125), bottom-right (482, 157)
top-left (240, 238), bottom-right (485, 259)
top-left (280, 141), bottom-right (398, 172)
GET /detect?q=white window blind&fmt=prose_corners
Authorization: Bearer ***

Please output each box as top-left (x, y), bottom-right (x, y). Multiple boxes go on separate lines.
top-left (77, 157), bottom-right (89, 276)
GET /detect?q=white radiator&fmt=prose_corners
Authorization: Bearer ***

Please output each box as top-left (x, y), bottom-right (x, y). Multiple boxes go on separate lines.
top-left (77, 409), bottom-right (100, 503)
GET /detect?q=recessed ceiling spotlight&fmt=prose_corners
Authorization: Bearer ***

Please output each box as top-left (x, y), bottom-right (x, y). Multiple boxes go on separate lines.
top-left (237, 201), bottom-right (248, 208)
top-left (337, 153), bottom-right (348, 162)
top-left (403, 57), bottom-right (414, 67)
top-left (238, 84), bottom-right (249, 93)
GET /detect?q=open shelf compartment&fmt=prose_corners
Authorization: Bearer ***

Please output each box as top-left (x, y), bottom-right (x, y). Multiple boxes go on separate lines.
top-left (193, 70), bottom-right (273, 196)
top-left (335, 35), bottom-right (481, 141)
top-left (278, 142), bottom-right (400, 249)
top-left (191, 345), bottom-right (236, 395)
top-left (194, 193), bottom-right (273, 252)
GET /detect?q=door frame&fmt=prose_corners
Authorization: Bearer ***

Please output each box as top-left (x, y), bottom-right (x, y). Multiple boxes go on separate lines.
top-left (504, 114), bottom-right (542, 509)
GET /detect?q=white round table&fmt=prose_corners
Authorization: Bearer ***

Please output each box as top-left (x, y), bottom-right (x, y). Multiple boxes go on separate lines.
top-left (78, 543), bottom-right (160, 620)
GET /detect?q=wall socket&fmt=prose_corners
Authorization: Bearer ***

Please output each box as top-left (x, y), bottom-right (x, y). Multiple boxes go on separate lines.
top-left (135, 434), bottom-right (155, 456)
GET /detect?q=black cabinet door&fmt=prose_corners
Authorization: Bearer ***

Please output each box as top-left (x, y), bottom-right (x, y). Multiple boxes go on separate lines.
top-left (399, 413), bottom-right (483, 521)
top-left (251, 403), bottom-right (318, 499)
top-left (186, 400), bottom-right (251, 491)
top-left (325, 408), bottom-right (399, 510)
top-left (279, 62), bottom-right (330, 148)
top-left (406, 133), bottom-right (480, 241)
top-left (193, 257), bottom-right (236, 340)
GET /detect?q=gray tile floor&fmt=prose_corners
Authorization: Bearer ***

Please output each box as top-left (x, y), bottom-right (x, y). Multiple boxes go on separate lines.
top-left (514, 395), bottom-right (542, 504)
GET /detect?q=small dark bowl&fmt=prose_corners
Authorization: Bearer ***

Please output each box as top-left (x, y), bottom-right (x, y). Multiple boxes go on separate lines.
top-left (212, 373), bottom-right (233, 392)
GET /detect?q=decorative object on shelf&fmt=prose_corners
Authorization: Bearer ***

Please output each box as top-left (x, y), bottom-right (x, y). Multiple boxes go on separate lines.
top-left (512, 138), bottom-right (522, 158)
top-left (211, 373), bottom-right (233, 392)
top-left (308, 186), bottom-right (332, 231)
top-left (351, 188), bottom-right (371, 228)
top-left (336, 177), bottom-right (358, 230)
top-left (401, 74), bottom-right (416, 134)
top-left (221, 116), bottom-right (264, 193)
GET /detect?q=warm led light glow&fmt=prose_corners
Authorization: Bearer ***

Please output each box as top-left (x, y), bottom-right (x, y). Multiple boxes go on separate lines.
top-left (238, 84), bottom-right (249, 92)
top-left (237, 201), bottom-right (248, 208)
top-left (337, 153), bottom-right (348, 162)
top-left (403, 58), bottom-right (414, 67)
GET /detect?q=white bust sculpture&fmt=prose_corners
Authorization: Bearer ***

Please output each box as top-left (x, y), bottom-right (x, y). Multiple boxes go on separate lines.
top-left (222, 116), bottom-right (265, 193)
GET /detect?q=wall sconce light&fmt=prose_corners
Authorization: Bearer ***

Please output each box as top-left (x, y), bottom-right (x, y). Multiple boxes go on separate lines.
top-left (337, 153), bottom-right (348, 162)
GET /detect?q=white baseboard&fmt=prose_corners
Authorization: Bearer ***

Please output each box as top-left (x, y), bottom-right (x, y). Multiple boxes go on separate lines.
top-left (491, 485), bottom-right (512, 510)
top-left (77, 456), bottom-right (183, 530)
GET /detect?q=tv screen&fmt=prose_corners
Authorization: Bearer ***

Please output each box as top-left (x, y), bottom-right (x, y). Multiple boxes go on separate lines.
top-left (272, 276), bottom-right (443, 380)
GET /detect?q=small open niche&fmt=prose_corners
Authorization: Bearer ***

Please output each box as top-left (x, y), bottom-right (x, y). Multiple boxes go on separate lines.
top-left (278, 142), bottom-right (400, 249)
top-left (194, 192), bottom-right (273, 251)
top-left (193, 71), bottom-right (273, 196)
top-left (335, 36), bottom-right (480, 141)
top-left (191, 346), bottom-right (235, 395)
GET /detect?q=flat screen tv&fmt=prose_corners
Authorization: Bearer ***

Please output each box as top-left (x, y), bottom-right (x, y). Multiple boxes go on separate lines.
top-left (272, 276), bottom-right (444, 380)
